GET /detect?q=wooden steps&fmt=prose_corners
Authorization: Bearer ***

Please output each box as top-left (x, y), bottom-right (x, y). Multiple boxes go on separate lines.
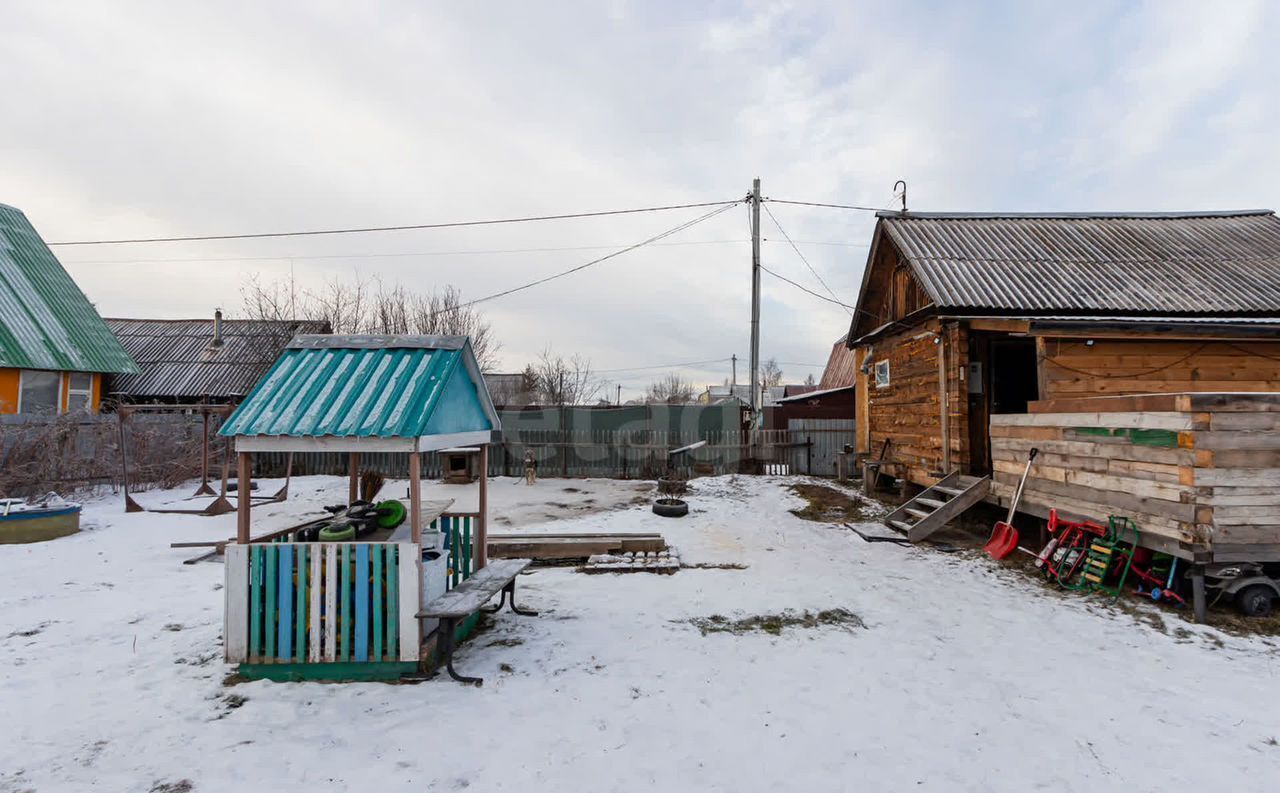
top-left (882, 473), bottom-right (991, 542)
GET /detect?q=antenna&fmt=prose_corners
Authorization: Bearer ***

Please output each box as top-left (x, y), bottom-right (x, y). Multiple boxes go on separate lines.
top-left (893, 180), bottom-right (907, 212)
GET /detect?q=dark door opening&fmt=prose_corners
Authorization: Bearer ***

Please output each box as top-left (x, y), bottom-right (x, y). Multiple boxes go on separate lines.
top-left (967, 334), bottom-right (1040, 477)
top-left (990, 338), bottom-right (1040, 415)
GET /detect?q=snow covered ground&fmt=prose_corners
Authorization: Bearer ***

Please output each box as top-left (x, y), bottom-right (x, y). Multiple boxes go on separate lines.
top-left (3, 474), bottom-right (1278, 792)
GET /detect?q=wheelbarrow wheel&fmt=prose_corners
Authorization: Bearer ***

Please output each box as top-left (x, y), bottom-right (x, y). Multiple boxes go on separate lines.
top-left (1235, 584), bottom-right (1275, 617)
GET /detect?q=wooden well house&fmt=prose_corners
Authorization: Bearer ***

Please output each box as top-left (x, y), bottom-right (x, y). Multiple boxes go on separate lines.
top-left (218, 335), bottom-right (499, 681)
top-left (846, 210), bottom-right (1280, 572)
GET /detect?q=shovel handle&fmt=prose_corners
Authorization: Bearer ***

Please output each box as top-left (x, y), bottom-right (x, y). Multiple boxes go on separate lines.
top-left (1006, 448), bottom-right (1038, 524)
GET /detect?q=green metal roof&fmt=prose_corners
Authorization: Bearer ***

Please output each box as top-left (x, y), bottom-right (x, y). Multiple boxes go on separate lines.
top-left (0, 203), bottom-right (138, 374)
top-left (220, 335), bottom-right (498, 440)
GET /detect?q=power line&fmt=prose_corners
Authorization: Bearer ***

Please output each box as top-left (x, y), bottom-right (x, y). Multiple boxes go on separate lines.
top-left (450, 202), bottom-right (741, 313)
top-left (759, 264), bottom-right (856, 309)
top-left (762, 203), bottom-right (852, 316)
top-left (765, 198), bottom-right (887, 212)
top-left (62, 239), bottom-right (749, 266)
top-left (47, 199), bottom-right (745, 246)
top-left (595, 357), bottom-right (731, 374)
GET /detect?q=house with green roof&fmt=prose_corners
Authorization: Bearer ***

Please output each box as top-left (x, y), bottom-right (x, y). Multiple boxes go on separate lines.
top-left (0, 202), bottom-right (138, 415)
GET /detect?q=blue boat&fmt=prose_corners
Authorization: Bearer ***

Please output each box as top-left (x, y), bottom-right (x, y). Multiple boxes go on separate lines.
top-left (0, 495), bottom-right (81, 544)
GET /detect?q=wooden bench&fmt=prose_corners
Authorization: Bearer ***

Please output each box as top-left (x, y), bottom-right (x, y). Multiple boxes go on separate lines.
top-left (417, 558), bottom-right (537, 685)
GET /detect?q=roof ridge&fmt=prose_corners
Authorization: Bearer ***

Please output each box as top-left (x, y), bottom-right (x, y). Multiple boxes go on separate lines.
top-left (878, 209), bottom-right (1275, 220)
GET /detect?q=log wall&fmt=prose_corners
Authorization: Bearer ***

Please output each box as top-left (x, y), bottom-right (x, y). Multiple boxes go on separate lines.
top-left (860, 320), bottom-right (969, 484)
top-left (991, 392), bottom-right (1280, 562)
top-left (1040, 339), bottom-right (1280, 398)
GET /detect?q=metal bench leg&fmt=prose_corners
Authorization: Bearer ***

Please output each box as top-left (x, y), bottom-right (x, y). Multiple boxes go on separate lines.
top-left (480, 587), bottom-right (509, 614)
top-left (508, 579), bottom-right (539, 616)
top-left (438, 617), bottom-right (483, 687)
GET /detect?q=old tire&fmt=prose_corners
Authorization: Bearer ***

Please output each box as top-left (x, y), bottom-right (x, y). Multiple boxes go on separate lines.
top-left (317, 522), bottom-right (356, 542)
top-left (1235, 584), bottom-right (1275, 617)
top-left (652, 498), bottom-right (688, 518)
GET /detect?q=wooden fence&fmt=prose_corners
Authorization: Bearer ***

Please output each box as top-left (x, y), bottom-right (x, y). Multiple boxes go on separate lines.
top-left (255, 423), bottom-right (855, 480)
top-left (224, 512), bottom-right (482, 678)
top-left (226, 541), bottom-right (419, 668)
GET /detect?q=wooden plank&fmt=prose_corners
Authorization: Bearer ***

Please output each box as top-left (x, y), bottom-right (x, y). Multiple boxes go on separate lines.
top-left (340, 544), bottom-right (352, 662)
top-left (397, 545), bottom-right (418, 663)
top-left (990, 411), bottom-right (1193, 431)
top-left (1208, 412), bottom-right (1280, 431)
top-left (1195, 469), bottom-right (1280, 487)
top-left (354, 544), bottom-right (369, 663)
top-left (294, 545), bottom-right (307, 663)
top-left (224, 544), bottom-right (249, 663)
top-left (236, 452), bottom-right (251, 544)
top-left (309, 543), bottom-right (322, 663)
top-left (1194, 431), bottom-right (1280, 451)
top-left (1028, 394), bottom-right (1182, 414)
top-left (264, 545), bottom-right (277, 661)
top-left (993, 475), bottom-right (1195, 527)
top-left (418, 559), bottom-right (531, 619)
top-left (386, 545), bottom-right (399, 661)
top-left (277, 544), bottom-right (293, 662)
top-left (248, 545), bottom-right (262, 661)
top-left (372, 544), bottom-right (383, 661)
top-left (324, 543), bottom-right (337, 662)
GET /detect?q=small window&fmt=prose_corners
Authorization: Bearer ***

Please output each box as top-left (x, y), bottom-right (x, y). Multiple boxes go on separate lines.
top-left (875, 360), bottom-right (891, 388)
top-left (67, 372), bottom-right (93, 413)
top-left (19, 370), bottom-right (61, 414)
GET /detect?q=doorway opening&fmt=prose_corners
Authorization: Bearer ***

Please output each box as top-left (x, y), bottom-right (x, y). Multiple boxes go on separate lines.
top-left (966, 335), bottom-right (1039, 476)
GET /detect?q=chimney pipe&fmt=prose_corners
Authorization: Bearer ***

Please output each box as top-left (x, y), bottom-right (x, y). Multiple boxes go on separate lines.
top-left (212, 308), bottom-right (224, 347)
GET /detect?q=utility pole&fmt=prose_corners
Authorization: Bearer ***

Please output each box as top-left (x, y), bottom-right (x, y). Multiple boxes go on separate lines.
top-left (731, 354), bottom-right (737, 390)
top-left (616, 383), bottom-right (621, 406)
top-left (749, 178), bottom-right (762, 413)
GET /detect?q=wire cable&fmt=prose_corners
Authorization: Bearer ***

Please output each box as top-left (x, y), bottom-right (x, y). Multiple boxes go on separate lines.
top-left (762, 203), bottom-right (852, 316)
top-left (595, 357), bottom-right (732, 374)
top-left (450, 202), bottom-right (741, 313)
top-left (62, 239), bottom-right (748, 266)
top-left (48, 199), bottom-right (745, 246)
top-left (759, 265), bottom-right (856, 309)
top-left (765, 198), bottom-right (887, 212)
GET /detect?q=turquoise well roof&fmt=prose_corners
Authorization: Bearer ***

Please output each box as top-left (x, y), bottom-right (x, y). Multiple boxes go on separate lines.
top-left (220, 335), bottom-right (497, 442)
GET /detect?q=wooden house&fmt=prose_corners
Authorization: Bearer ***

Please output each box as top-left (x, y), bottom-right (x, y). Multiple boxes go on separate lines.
top-left (0, 203), bottom-right (137, 414)
top-left (847, 210), bottom-right (1280, 570)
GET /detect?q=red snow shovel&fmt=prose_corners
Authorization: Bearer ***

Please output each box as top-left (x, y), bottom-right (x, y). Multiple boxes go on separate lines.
top-left (984, 447), bottom-right (1037, 560)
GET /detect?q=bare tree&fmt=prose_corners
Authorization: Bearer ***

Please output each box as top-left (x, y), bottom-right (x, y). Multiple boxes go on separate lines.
top-left (240, 272), bottom-right (499, 369)
top-left (646, 372), bottom-right (696, 404)
top-left (761, 358), bottom-right (784, 387)
top-left (532, 347), bottom-right (603, 405)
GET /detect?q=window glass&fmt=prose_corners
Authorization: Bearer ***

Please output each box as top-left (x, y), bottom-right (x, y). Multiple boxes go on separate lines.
top-left (874, 360), bottom-right (891, 389)
top-left (19, 370), bottom-right (61, 414)
top-left (66, 372), bottom-right (93, 413)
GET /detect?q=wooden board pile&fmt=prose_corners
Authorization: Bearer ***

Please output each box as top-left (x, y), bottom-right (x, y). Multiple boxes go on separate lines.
top-left (990, 392), bottom-right (1280, 563)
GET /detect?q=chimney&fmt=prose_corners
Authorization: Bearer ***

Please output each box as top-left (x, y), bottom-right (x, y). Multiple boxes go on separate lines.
top-left (212, 308), bottom-right (224, 347)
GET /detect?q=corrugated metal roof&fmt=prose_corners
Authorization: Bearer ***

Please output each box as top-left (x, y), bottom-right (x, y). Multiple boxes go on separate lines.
top-left (219, 335), bottom-right (498, 439)
top-left (878, 210), bottom-right (1280, 314)
top-left (104, 317), bottom-right (330, 399)
top-left (819, 334), bottom-right (857, 389)
top-left (0, 203), bottom-right (138, 374)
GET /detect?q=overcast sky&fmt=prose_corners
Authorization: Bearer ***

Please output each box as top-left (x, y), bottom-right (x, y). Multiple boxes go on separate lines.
top-left (3, 1), bottom-right (1277, 397)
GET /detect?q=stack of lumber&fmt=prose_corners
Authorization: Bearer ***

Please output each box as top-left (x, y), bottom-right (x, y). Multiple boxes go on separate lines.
top-left (487, 532), bottom-right (665, 561)
top-left (990, 393), bottom-right (1280, 562)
